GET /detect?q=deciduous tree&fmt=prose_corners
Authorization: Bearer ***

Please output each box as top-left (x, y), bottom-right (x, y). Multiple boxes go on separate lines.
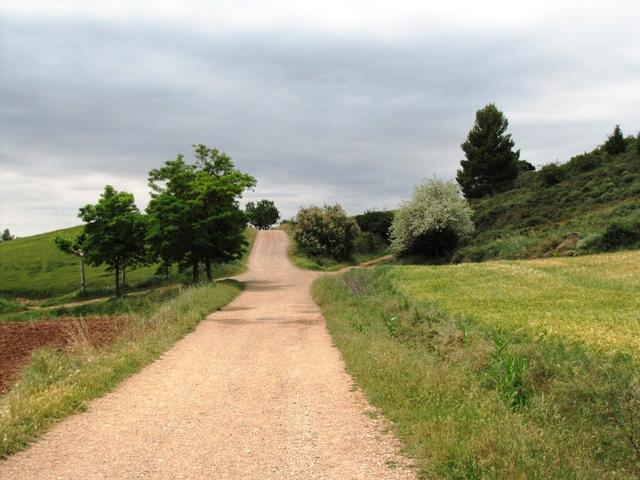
top-left (54, 232), bottom-right (87, 293)
top-left (246, 199), bottom-right (280, 230)
top-left (79, 185), bottom-right (147, 297)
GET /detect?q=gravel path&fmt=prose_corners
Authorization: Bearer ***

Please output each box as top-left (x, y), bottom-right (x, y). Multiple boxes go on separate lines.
top-left (0, 230), bottom-right (414, 479)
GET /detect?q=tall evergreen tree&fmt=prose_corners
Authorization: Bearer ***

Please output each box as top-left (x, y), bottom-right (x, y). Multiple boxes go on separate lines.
top-left (456, 103), bottom-right (520, 198)
top-left (603, 125), bottom-right (627, 155)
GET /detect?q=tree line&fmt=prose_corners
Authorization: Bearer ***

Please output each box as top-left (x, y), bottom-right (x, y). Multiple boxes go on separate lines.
top-left (55, 145), bottom-right (280, 297)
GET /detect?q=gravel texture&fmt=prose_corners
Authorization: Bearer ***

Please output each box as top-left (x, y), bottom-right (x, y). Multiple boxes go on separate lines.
top-left (0, 230), bottom-right (414, 479)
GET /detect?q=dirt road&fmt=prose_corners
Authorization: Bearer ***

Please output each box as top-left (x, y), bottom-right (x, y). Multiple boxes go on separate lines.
top-left (0, 230), bottom-right (413, 479)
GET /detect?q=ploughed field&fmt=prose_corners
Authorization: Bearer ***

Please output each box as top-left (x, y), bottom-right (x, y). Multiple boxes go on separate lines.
top-left (0, 317), bottom-right (126, 392)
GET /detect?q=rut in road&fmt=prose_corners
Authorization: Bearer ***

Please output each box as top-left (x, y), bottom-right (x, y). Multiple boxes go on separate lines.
top-left (0, 230), bottom-right (414, 479)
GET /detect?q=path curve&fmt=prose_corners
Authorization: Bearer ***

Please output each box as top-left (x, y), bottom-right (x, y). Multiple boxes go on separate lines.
top-left (0, 230), bottom-right (414, 479)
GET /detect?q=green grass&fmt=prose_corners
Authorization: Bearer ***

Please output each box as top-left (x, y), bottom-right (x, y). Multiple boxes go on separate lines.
top-left (0, 226), bottom-right (256, 299)
top-left (0, 280), bottom-right (242, 458)
top-left (456, 139), bottom-right (640, 262)
top-left (313, 251), bottom-right (640, 478)
top-left (280, 224), bottom-right (389, 271)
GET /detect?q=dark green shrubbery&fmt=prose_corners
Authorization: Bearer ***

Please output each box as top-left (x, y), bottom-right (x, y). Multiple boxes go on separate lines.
top-left (538, 162), bottom-right (567, 186)
top-left (600, 220), bottom-right (640, 251)
top-left (354, 210), bottom-right (394, 243)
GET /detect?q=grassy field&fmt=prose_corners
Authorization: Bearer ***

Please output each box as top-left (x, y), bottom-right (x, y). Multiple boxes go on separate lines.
top-left (0, 226), bottom-right (256, 299)
top-left (0, 280), bottom-right (243, 458)
top-left (314, 250), bottom-right (640, 478)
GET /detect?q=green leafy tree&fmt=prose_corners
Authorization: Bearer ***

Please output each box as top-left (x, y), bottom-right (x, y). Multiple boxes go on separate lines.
top-left (354, 210), bottom-right (394, 243)
top-left (1, 228), bottom-right (14, 241)
top-left (457, 103), bottom-right (520, 198)
top-left (54, 232), bottom-right (87, 293)
top-left (79, 185), bottom-right (148, 297)
top-left (636, 130), bottom-right (640, 155)
top-left (246, 199), bottom-right (280, 229)
top-left (294, 204), bottom-right (360, 260)
top-left (390, 179), bottom-right (474, 257)
top-left (603, 125), bottom-right (626, 155)
top-left (147, 145), bottom-right (256, 282)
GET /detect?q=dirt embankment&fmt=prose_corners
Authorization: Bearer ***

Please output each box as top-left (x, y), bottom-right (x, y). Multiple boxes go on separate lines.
top-left (0, 317), bottom-right (126, 392)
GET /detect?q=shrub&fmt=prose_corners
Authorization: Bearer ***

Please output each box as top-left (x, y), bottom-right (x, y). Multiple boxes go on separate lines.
top-left (567, 152), bottom-right (602, 173)
top-left (354, 210), bottom-right (394, 243)
top-left (538, 163), bottom-right (566, 186)
top-left (354, 232), bottom-right (382, 255)
top-left (577, 233), bottom-right (603, 252)
top-left (600, 220), bottom-right (640, 251)
top-left (389, 179), bottom-right (474, 257)
top-left (294, 205), bottom-right (360, 260)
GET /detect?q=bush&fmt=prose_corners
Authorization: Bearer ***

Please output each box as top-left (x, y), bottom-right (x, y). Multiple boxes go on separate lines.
top-left (538, 163), bottom-right (567, 186)
top-left (567, 153), bottom-right (602, 173)
top-left (354, 210), bottom-right (394, 243)
top-left (354, 232), bottom-right (382, 255)
top-left (577, 233), bottom-right (602, 252)
top-left (390, 179), bottom-right (474, 257)
top-left (294, 205), bottom-right (360, 260)
top-left (600, 220), bottom-right (640, 251)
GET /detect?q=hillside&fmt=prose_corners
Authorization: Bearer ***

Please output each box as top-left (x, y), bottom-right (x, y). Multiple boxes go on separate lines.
top-left (454, 138), bottom-right (640, 261)
top-left (0, 226), bottom-right (256, 298)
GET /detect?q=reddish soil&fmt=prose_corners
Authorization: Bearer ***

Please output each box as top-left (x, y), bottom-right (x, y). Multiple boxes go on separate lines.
top-left (0, 316), bottom-right (126, 392)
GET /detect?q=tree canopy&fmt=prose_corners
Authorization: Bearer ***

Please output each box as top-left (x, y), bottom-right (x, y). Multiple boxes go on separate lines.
top-left (456, 103), bottom-right (520, 198)
top-left (246, 199), bottom-right (280, 230)
top-left (146, 144), bottom-right (256, 282)
top-left (603, 125), bottom-right (627, 155)
top-left (78, 185), bottom-right (147, 297)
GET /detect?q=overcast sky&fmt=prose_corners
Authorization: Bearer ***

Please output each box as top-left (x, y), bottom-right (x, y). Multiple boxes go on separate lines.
top-left (1, 1), bottom-right (639, 236)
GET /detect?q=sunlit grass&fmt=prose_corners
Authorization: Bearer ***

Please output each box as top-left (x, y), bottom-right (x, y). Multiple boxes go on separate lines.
top-left (390, 250), bottom-right (640, 355)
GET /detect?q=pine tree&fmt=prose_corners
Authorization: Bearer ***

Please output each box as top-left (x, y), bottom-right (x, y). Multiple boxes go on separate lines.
top-left (603, 125), bottom-right (626, 155)
top-left (456, 103), bottom-right (520, 198)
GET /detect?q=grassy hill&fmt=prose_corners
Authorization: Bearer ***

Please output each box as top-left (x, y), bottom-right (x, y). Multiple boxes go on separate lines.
top-left (454, 137), bottom-right (640, 262)
top-left (0, 226), bottom-right (256, 298)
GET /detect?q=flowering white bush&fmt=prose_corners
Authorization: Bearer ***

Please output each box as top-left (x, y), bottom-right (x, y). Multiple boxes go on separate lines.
top-left (390, 179), bottom-right (474, 256)
top-left (294, 204), bottom-right (360, 260)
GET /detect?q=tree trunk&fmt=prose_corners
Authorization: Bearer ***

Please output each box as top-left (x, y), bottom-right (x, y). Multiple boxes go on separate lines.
top-left (205, 258), bottom-right (213, 282)
top-left (115, 263), bottom-right (121, 298)
top-left (79, 258), bottom-right (85, 294)
top-left (192, 259), bottom-right (199, 283)
top-left (122, 264), bottom-right (127, 289)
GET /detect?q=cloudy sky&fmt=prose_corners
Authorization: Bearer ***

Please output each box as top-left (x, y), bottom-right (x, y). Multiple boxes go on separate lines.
top-left (1, 1), bottom-right (639, 236)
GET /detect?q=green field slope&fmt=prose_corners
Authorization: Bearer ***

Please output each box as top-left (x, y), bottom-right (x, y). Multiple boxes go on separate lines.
top-left (0, 226), bottom-right (256, 298)
top-left (314, 251), bottom-right (640, 478)
top-left (456, 139), bottom-right (640, 261)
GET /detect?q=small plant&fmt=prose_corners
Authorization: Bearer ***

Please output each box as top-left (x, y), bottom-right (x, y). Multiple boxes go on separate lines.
top-left (384, 315), bottom-right (399, 338)
top-left (489, 335), bottom-right (530, 410)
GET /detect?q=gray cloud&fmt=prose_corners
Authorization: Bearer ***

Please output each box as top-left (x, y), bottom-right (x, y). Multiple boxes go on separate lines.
top-left (1, 7), bottom-right (639, 235)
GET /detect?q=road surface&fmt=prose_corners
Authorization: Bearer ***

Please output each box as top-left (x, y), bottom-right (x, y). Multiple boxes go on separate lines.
top-left (0, 230), bottom-right (413, 479)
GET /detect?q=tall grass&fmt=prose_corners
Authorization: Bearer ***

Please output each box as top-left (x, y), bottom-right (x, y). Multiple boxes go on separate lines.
top-left (0, 281), bottom-right (242, 458)
top-left (314, 263), bottom-right (640, 478)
